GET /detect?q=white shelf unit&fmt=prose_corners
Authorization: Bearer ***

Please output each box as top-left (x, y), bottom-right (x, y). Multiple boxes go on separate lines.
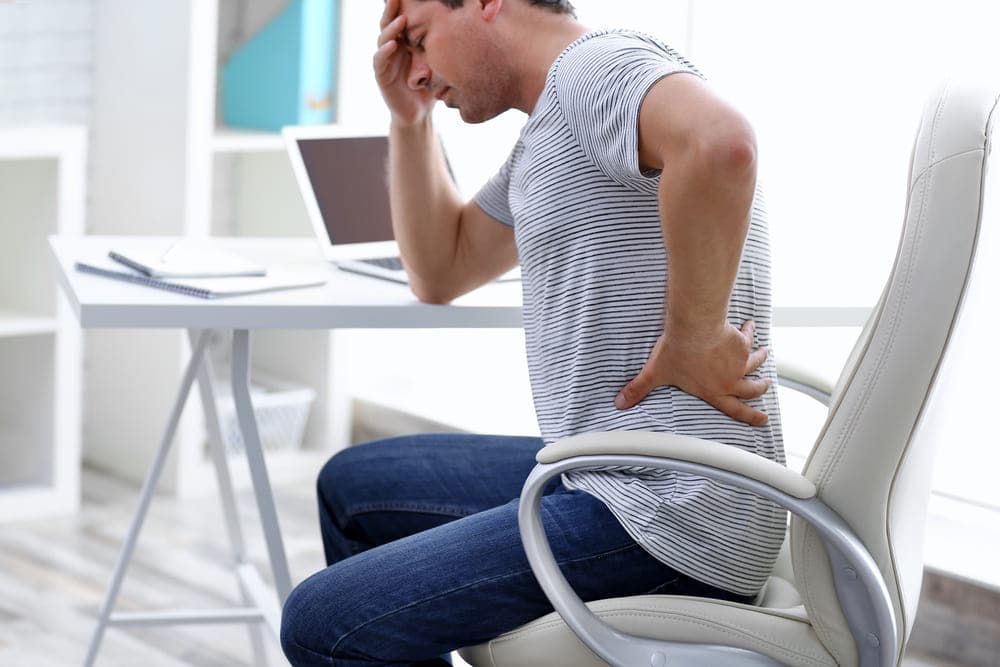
top-left (87, 0), bottom-right (354, 497)
top-left (0, 125), bottom-right (86, 521)
top-left (210, 128), bottom-right (285, 154)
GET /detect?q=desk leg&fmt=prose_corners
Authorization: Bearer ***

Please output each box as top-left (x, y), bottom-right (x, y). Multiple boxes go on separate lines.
top-left (191, 330), bottom-right (268, 666)
top-left (231, 329), bottom-right (293, 604)
top-left (84, 331), bottom-right (211, 667)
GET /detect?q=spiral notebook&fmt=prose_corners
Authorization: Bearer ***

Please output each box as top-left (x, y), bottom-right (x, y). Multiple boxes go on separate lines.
top-left (75, 255), bottom-right (328, 299)
top-left (108, 244), bottom-right (268, 278)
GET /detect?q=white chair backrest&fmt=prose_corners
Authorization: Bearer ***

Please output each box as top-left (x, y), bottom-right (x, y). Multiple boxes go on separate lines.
top-left (790, 80), bottom-right (999, 666)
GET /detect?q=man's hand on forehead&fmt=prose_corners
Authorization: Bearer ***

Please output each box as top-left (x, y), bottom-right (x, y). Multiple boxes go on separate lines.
top-left (374, 0), bottom-right (436, 126)
top-left (380, 0), bottom-right (403, 32)
top-left (381, 0), bottom-right (414, 49)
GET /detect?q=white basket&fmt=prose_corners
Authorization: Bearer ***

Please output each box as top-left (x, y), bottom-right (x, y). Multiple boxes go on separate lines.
top-left (213, 371), bottom-right (317, 455)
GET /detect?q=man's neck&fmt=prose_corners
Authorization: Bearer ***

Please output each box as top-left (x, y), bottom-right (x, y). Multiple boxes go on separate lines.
top-left (506, 15), bottom-right (589, 114)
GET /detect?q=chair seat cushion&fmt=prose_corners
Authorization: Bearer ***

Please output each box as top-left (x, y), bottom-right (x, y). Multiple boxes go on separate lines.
top-left (459, 590), bottom-right (837, 667)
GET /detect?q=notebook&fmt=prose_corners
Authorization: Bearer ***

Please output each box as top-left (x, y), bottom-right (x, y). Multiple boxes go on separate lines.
top-left (282, 125), bottom-right (520, 284)
top-left (76, 254), bottom-right (327, 299)
top-left (109, 242), bottom-right (268, 278)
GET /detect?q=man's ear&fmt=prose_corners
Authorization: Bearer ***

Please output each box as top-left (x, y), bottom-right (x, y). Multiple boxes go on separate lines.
top-left (480, 0), bottom-right (503, 22)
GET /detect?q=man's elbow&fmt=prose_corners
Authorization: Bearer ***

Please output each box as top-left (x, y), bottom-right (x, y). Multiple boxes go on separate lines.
top-left (413, 291), bottom-right (454, 305)
top-left (719, 135), bottom-right (757, 175)
top-left (701, 123), bottom-right (757, 179)
top-left (408, 275), bottom-right (457, 305)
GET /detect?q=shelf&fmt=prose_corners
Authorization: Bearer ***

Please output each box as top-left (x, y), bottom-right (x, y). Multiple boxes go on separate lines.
top-left (83, 2), bottom-right (339, 498)
top-left (0, 120), bottom-right (84, 523)
top-left (0, 311), bottom-right (60, 338)
top-left (0, 125), bottom-right (88, 161)
top-left (211, 127), bottom-right (285, 154)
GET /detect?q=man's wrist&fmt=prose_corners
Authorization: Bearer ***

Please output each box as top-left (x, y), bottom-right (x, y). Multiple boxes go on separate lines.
top-left (390, 114), bottom-right (433, 134)
top-left (664, 314), bottom-right (728, 341)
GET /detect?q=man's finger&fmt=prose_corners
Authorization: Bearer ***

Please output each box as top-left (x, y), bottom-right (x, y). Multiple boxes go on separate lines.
top-left (380, 0), bottom-right (400, 30)
top-left (615, 372), bottom-right (657, 410)
top-left (730, 377), bottom-right (771, 400)
top-left (714, 395), bottom-right (769, 427)
top-left (744, 346), bottom-right (769, 375)
top-left (373, 39), bottom-right (398, 76)
top-left (378, 14), bottom-right (405, 48)
top-left (741, 318), bottom-right (755, 340)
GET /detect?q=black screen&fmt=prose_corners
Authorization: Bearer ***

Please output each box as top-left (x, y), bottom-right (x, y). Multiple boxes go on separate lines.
top-left (297, 135), bottom-right (394, 245)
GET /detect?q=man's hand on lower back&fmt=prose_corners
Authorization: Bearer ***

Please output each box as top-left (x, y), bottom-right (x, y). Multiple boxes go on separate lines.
top-left (614, 319), bottom-right (771, 427)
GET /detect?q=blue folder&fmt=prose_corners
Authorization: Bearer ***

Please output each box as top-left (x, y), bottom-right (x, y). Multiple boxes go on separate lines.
top-left (222, 0), bottom-right (339, 131)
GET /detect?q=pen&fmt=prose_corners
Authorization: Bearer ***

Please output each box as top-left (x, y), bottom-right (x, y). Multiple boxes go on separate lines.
top-left (161, 242), bottom-right (178, 263)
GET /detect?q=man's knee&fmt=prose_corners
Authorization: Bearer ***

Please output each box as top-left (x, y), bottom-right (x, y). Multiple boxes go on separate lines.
top-left (316, 447), bottom-right (353, 511)
top-left (282, 569), bottom-right (396, 667)
top-left (316, 440), bottom-right (388, 513)
top-left (316, 434), bottom-right (440, 512)
top-left (281, 576), bottom-right (334, 666)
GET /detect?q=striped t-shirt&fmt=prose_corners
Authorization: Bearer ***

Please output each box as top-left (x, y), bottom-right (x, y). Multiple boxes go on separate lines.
top-left (475, 30), bottom-right (786, 596)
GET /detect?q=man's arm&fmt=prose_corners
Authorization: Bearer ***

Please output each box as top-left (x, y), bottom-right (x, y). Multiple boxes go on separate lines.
top-left (375, 0), bottom-right (517, 304)
top-left (614, 72), bottom-right (771, 426)
top-left (388, 119), bottom-right (517, 304)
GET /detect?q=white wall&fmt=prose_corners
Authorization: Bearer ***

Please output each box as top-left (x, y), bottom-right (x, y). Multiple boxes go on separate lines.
top-left (685, 0), bottom-right (1000, 507)
top-left (691, 0), bottom-right (1000, 309)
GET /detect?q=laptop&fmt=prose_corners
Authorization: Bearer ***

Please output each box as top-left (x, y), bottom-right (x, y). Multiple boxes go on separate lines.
top-left (283, 125), bottom-right (519, 284)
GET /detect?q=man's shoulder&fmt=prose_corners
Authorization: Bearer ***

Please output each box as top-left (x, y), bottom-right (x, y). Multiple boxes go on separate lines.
top-left (552, 29), bottom-right (697, 90)
top-left (556, 30), bottom-right (675, 69)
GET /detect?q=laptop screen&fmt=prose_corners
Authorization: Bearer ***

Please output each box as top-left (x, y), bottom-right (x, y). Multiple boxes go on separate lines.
top-left (296, 135), bottom-right (394, 245)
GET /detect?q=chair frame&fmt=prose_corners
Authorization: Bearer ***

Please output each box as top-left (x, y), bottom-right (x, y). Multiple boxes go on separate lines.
top-left (518, 432), bottom-right (898, 667)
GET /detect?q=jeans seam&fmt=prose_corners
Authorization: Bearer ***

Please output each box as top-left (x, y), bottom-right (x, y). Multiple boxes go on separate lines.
top-left (328, 541), bottom-right (644, 659)
top-left (640, 573), bottom-right (681, 595)
top-left (345, 501), bottom-right (478, 518)
top-left (288, 633), bottom-right (336, 666)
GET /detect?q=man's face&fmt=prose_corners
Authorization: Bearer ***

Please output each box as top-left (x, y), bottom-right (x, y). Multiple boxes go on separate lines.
top-left (396, 0), bottom-right (514, 123)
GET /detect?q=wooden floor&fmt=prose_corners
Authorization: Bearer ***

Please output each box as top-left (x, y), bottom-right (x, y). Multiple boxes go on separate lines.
top-left (0, 466), bottom-right (970, 666)
top-left (0, 466), bottom-right (321, 667)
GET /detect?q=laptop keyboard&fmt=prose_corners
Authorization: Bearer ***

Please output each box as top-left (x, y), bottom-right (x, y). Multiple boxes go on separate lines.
top-left (359, 256), bottom-right (404, 271)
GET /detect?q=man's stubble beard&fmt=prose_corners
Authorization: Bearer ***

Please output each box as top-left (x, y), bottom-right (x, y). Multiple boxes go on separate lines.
top-left (453, 41), bottom-right (516, 124)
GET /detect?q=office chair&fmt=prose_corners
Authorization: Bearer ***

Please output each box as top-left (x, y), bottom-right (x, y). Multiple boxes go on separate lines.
top-left (459, 78), bottom-right (999, 667)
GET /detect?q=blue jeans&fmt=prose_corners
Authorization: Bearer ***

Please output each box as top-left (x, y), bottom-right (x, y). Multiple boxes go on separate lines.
top-left (280, 433), bottom-right (752, 667)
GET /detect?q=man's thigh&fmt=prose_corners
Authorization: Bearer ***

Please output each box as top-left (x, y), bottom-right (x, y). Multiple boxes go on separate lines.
top-left (318, 433), bottom-right (546, 545)
top-left (282, 487), bottom-right (680, 667)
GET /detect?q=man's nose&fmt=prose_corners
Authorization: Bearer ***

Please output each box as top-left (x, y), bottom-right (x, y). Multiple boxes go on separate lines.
top-left (407, 57), bottom-right (431, 91)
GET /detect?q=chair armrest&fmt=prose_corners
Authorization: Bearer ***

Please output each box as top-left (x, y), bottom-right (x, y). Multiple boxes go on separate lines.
top-left (518, 432), bottom-right (898, 667)
top-left (777, 359), bottom-right (834, 406)
top-left (537, 431), bottom-right (817, 500)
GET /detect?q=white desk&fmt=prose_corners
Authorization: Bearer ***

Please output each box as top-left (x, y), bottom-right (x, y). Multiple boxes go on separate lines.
top-left (52, 236), bottom-right (867, 333)
top-left (51, 236), bottom-right (868, 665)
top-left (54, 236), bottom-right (524, 330)
top-left (50, 236), bottom-right (523, 667)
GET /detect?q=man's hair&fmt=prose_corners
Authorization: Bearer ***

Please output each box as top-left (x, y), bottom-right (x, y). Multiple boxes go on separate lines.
top-left (418, 0), bottom-right (576, 16)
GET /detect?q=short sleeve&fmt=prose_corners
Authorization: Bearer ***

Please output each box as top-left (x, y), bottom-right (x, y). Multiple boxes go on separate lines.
top-left (554, 32), bottom-right (701, 187)
top-left (473, 142), bottom-right (520, 227)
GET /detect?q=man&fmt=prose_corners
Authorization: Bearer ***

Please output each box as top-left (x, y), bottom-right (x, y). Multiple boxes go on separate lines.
top-left (281, 0), bottom-right (785, 665)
